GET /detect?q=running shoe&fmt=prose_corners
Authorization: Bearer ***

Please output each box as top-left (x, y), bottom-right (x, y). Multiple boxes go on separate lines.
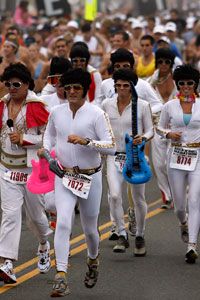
top-left (84, 256), bottom-right (99, 288)
top-left (134, 236), bottom-right (146, 257)
top-left (37, 241), bottom-right (51, 274)
top-left (0, 260), bottom-right (17, 284)
top-left (185, 245), bottom-right (198, 264)
top-left (108, 225), bottom-right (119, 241)
top-left (113, 235), bottom-right (129, 253)
top-left (51, 272), bottom-right (70, 297)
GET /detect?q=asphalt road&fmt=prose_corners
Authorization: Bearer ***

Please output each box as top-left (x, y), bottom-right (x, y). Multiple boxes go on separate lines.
top-left (0, 175), bottom-right (200, 300)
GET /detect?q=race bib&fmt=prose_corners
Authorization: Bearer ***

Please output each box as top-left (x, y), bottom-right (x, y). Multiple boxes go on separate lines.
top-left (3, 170), bottom-right (29, 184)
top-left (170, 147), bottom-right (199, 171)
top-left (114, 153), bottom-right (126, 173)
top-left (62, 172), bottom-right (92, 199)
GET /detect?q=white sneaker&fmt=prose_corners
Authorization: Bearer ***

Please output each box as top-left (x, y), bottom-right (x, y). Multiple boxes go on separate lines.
top-left (37, 241), bottom-right (51, 274)
top-left (0, 260), bottom-right (17, 284)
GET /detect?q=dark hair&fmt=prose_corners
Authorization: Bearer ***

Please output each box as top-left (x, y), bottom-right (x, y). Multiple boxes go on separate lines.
top-left (81, 22), bottom-right (91, 32)
top-left (72, 41), bottom-right (89, 50)
top-left (49, 56), bottom-right (72, 75)
top-left (110, 48), bottom-right (135, 68)
top-left (60, 68), bottom-right (91, 98)
top-left (70, 44), bottom-right (90, 64)
top-left (112, 68), bottom-right (138, 86)
top-left (155, 48), bottom-right (175, 68)
top-left (140, 34), bottom-right (155, 45)
top-left (112, 30), bottom-right (130, 41)
top-left (1, 62), bottom-right (35, 90)
top-left (173, 64), bottom-right (200, 93)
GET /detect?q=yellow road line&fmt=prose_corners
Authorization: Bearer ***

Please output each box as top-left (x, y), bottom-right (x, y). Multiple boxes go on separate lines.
top-left (14, 198), bottom-right (162, 273)
top-left (0, 203), bottom-right (163, 294)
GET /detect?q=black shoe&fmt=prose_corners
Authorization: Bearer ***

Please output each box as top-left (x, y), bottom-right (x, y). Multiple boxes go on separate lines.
top-left (161, 200), bottom-right (173, 209)
top-left (113, 235), bottom-right (129, 253)
top-left (109, 226), bottom-right (119, 241)
top-left (84, 257), bottom-right (99, 288)
top-left (185, 247), bottom-right (198, 264)
top-left (134, 236), bottom-right (146, 257)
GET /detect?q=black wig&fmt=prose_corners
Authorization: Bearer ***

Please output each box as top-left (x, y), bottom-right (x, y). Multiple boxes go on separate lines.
top-left (60, 68), bottom-right (91, 98)
top-left (173, 64), bottom-right (200, 92)
top-left (155, 48), bottom-right (175, 69)
top-left (1, 62), bottom-right (35, 90)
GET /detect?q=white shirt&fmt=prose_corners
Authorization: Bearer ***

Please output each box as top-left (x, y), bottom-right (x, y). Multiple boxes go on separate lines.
top-left (43, 101), bottom-right (116, 168)
top-left (158, 98), bottom-right (200, 143)
top-left (39, 92), bottom-right (67, 112)
top-left (97, 77), bottom-right (163, 114)
top-left (102, 95), bottom-right (154, 152)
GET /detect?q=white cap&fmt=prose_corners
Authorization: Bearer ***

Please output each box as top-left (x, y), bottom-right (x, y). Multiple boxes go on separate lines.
top-left (131, 20), bottom-right (143, 29)
top-left (165, 22), bottom-right (177, 32)
top-left (153, 25), bottom-right (165, 34)
top-left (67, 20), bottom-right (79, 29)
top-left (158, 36), bottom-right (171, 44)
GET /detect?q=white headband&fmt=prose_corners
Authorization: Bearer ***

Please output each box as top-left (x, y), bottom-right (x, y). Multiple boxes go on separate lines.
top-left (4, 40), bottom-right (18, 49)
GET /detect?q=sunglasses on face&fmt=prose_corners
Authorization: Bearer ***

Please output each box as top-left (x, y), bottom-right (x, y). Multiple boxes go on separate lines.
top-left (64, 84), bottom-right (83, 92)
top-left (4, 81), bottom-right (23, 89)
top-left (71, 58), bottom-right (87, 64)
top-left (178, 80), bottom-right (195, 87)
top-left (47, 75), bottom-right (62, 86)
top-left (115, 83), bottom-right (131, 89)
top-left (157, 59), bottom-right (171, 65)
top-left (114, 63), bottom-right (131, 69)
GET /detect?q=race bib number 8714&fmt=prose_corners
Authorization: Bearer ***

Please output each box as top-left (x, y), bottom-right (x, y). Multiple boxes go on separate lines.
top-left (170, 147), bottom-right (198, 171)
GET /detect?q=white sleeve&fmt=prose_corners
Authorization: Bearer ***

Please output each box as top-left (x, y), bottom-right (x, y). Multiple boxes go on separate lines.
top-left (87, 112), bottom-right (116, 155)
top-left (142, 104), bottom-right (154, 141)
top-left (43, 112), bottom-right (57, 151)
top-left (157, 105), bottom-right (171, 138)
top-left (138, 80), bottom-right (163, 114)
top-left (93, 71), bottom-right (102, 103)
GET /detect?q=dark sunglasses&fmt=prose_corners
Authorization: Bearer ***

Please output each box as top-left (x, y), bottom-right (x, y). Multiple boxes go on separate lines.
top-left (178, 80), bottom-right (195, 87)
top-left (114, 63), bottom-right (131, 69)
top-left (115, 83), bottom-right (131, 89)
top-left (64, 84), bottom-right (83, 91)
top-left (157, 59), bottom-right (171, 65)
top-left (71, 58), bottom-right (86, 64)
top-left (47, 75), bottom-right (61, 86)
top-left (4, 81), bottom-right (23, 89)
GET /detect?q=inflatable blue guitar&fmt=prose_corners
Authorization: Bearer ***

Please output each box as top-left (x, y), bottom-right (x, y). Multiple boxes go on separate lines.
top-left (122, 82), bottom-right (152, 184)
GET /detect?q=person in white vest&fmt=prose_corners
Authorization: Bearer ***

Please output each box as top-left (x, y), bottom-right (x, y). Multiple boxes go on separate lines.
top-left (0, 63), bottom-right (52, 284)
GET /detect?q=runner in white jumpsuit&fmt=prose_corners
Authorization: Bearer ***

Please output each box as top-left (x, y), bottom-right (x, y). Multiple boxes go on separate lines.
top-left (102, 69), bottom-right (154, 256)
top-left (41, 68), bottom-right (116, 297)
top-left (157, 64), bottom-right (200, 264)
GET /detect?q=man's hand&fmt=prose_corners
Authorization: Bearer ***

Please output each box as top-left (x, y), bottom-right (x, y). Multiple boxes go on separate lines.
top-left (68, 135), bottom-right (88, 145)
top-left (166, 132), bottom-right (182, 140)
top-left (133, 135), bottom-right (143, 145)
top-left (8, 132), bottom-right (21, 144)
top-left (37, 148), bottom-right (45, 158)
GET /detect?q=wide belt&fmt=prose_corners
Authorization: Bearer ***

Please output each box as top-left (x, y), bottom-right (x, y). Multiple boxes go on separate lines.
top-left (0, 149), bottom-right (27, 168)
top-left (63, 165), bottom-right (101, 175)
top-left (171, 142), bottom-right (200, 148)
